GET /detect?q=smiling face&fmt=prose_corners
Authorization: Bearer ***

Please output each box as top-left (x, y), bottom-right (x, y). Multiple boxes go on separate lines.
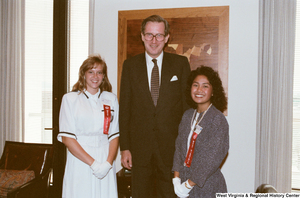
top-left (85, 63), bottom-right (104, 95)
top-left (141, 22), bottom-right (169, 58)
top-left (191, 75), bottom-right (213, 112)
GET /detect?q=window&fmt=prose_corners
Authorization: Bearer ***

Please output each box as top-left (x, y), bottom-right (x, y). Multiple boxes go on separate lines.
top-left (24, 0), bottom-right (54, 143)
top-left (69, 0), bottom-right (90, 91)
top-left (24, 0), bottom-right (89, 144)
top-left (292, 0), bottom-right (300, 190)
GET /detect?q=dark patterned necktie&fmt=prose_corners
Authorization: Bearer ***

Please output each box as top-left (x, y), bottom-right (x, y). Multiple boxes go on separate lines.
top-left (151, 59), bottom-right (159, 106)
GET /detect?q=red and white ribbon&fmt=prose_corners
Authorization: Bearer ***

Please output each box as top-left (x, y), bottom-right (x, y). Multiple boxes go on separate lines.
top-left (103, 105), bottom-right (111, 134)
top-left (184, 125), bottom-right (202, 167)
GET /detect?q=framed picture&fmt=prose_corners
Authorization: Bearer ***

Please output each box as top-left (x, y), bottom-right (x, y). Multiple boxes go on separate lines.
top-left (118, 6), bottom-right (229, 112)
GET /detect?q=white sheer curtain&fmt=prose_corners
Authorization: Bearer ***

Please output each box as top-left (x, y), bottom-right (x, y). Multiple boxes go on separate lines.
top-left (89, 0), bottom-right (95, 54)
top-left (0, 0), bottom-right (25, 155)
top-left (256, 0), bottom-right (296, 193)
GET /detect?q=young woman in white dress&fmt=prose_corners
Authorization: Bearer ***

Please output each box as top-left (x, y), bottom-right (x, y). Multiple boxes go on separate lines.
top-left (57, 54), bottom-right (119, 198)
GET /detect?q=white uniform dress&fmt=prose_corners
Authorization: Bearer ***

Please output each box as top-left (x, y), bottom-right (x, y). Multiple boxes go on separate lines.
top-left (57, 89), bottom-right (119, 198)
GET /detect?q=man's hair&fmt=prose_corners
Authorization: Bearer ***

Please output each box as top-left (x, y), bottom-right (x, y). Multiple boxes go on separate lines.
top-left (141, 15), bottom-right (170, 35)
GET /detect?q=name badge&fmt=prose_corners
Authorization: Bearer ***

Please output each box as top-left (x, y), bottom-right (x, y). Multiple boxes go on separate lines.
top-left (194, 125), bottom-right (203, 134)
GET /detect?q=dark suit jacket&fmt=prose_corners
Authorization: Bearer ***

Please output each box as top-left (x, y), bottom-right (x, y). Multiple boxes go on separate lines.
top-left (119, 52), bottom-right (191, 166)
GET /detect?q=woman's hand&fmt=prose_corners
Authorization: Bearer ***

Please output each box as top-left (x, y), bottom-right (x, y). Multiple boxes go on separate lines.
top-left (173, 171), bottom-right (195, 198)
top-left (90, 160), bottom-right (112, 179)
top-left (173, 177), bottom-right (189, 198)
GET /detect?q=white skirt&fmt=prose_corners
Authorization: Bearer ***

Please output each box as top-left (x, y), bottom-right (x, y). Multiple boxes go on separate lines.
top-left (62, 135), bottom-right (118, 198)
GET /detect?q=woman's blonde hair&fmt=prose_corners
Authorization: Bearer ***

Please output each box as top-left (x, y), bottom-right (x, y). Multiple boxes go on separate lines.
top-left (72, 54), bottom-right (112, 93)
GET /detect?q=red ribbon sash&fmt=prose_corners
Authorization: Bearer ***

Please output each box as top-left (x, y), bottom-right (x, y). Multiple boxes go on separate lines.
top-left (184, 125), bottom-right (202, 167)
top-left (184, 132), bottom-right (198, 167)
top-left (103, 105), bottom-right (111, 134)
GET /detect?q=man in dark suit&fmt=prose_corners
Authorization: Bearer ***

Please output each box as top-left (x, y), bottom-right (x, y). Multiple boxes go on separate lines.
top-left (119, 15), bottom-right (191, 198)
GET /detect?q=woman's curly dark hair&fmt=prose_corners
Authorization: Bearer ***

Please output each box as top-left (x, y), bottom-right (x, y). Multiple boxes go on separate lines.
top-left (186, 66), bottom-right (227, 113)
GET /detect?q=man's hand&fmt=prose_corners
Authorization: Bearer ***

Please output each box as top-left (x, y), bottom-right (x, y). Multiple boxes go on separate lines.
top-left (121, 150), bottom-right (132, 169)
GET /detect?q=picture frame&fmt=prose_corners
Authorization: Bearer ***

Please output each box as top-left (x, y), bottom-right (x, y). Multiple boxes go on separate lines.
top-left (118, 6), bottom-right (229, 112)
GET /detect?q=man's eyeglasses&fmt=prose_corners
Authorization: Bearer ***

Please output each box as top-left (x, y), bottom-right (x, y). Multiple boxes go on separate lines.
top-left (143, 33), bottom-right (165, 41)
